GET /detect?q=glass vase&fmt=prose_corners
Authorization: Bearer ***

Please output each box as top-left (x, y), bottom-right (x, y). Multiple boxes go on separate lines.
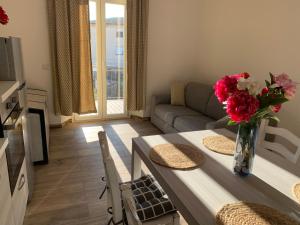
top-left (233, 123), bottom-right (259, 176)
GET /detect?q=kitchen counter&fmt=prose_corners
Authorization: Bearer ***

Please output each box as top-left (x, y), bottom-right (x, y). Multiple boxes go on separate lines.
top-left (0, 81), bottom-right (20, 103)
top-left (0, 138), bottom-right (8, 159)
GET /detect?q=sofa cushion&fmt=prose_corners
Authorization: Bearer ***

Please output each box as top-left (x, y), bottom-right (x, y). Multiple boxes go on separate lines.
top-left (154, 104), bottom-right (199, 126)
top-left (185, 82), bottom-right (213, 114)
top-left (205, 93), bottom-right (226, 120)
top-left (174, 115), bottom-right (215, 132)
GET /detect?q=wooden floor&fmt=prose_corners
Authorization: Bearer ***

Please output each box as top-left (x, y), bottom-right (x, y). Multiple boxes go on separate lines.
top-left (23, 119), bottom-right (187, 225)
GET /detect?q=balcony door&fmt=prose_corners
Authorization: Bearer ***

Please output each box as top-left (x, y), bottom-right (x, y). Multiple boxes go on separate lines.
top-left (75, 0), bottom-right (127, 121)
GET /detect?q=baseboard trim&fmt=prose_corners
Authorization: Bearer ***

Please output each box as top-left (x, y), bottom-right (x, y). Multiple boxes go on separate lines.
top-left (130, 115), bottom-right (150, 121)
top-left (50, 118), bottom-right (72, 128)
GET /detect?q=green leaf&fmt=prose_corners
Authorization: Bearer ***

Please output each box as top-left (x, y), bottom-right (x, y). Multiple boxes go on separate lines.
top-left (269, 116), bottom-right (280, 122)
top-left (265, 80), bottom-right (271, 87)
top-left (227, 120), bottom-right (237, 126)
top-left (263, 115), bottom-right (280, 123)
top-left (268, 97), bottom-right (288, 106)
top-left (269, 72), bottom-right (275, 84)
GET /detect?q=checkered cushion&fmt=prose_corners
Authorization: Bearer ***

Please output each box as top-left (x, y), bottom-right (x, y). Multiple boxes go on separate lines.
top-left (130, 175), bottom-right (177, 222)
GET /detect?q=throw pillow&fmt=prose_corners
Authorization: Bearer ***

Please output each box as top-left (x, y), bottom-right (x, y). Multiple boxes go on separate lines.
top-left (171, 82), bottom-right (185, 106)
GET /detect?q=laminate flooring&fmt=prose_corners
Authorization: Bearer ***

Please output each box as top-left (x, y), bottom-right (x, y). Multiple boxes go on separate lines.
top-left (23, 119), bottom-right (187, 225)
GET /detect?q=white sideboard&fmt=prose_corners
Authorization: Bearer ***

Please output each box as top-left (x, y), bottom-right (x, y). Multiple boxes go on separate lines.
top-left (0, 140), bottom-right (28, 225)
top-left (0, 153), bottom-right (13, 225)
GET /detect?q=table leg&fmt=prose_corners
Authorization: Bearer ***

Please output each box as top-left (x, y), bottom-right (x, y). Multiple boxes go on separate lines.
top-left (131, 147), bottom-right (142, 181)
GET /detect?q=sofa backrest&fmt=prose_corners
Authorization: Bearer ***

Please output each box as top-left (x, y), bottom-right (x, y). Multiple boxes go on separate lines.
top-left (185, 82), bottom-right (226, 120)
top-left (185, 82), bottom-right (213, 114)
top-left (205, 93), bottom-right (227, 120)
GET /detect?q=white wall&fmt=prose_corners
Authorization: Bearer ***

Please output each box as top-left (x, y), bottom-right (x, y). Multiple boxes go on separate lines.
top-left (0, 0), bottom-right (65, 125)
top-left (145, 0), bottom-right (202, 115)
top-left (195, 0), bottom-right (300, 135)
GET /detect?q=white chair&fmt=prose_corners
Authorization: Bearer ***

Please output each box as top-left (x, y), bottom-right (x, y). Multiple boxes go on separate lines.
top-left (98, 131), bottom-right (111, 200)
top-left (98, 131), bottom-right (180, 225)
top-left (258, 119), bottom-right (300, 164)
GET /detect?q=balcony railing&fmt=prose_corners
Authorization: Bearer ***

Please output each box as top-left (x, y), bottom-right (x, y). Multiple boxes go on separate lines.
top-left (92, 67), bottom-right (124, 100)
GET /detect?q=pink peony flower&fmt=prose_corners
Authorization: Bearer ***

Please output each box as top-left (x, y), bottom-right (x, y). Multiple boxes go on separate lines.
top-left (214, 73), bottom-right (250, 103)
top-left (271, 104), bottom-right (282, 113)
top-left (274, 73), bottom-right (297, 99)
top-left (226, 91), bottom-right (259, 123)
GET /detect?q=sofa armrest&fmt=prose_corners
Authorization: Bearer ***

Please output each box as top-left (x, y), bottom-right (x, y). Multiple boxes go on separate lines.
top-left (151, 94), bottom-right (171, 116)
top-left (206, 116), bottom-right (229, 130)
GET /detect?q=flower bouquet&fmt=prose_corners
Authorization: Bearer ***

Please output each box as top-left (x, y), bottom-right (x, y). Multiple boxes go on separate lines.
top-left (214, 72), bottom-right (297, 176)
top-left (0, 6), bottom-right (9, 25)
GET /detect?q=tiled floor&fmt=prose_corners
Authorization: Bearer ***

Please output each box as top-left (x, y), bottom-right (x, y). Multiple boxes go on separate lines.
top-left (23, 119), bottom-right (187, 225)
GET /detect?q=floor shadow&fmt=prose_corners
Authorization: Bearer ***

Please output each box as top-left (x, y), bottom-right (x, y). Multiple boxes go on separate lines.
top-left (102, 121), bottom-right (151, 176)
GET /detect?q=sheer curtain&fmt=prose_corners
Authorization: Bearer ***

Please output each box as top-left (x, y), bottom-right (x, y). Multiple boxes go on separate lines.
top-left (127, 0), bottom-right (149, 111)
top-left (47, 0), bottom-right (96, 115)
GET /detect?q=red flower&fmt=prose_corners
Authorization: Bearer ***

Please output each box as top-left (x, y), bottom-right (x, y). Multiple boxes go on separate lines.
top-left (214, 73), bottom-right (250, 103)
top-left (0, 6), bottom-right (9, 25)
top-left (271, 104), bottom-right (281, 113)
top-left (226, 91), bottom-right (259, 123)
top-left (261, 87), bottom-right (269, 95)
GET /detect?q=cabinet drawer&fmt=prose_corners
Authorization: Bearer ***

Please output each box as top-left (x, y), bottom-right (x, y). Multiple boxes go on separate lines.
top-left (0, 154), bottom-right (13, 225)
top-left (12, 159), bottom-right (28, 225)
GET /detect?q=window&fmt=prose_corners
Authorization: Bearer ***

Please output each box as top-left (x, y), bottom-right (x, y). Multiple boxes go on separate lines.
top-left (115, 47), bottom-right (124, 55)
top-left (116, 31), bottom-right (124, 38)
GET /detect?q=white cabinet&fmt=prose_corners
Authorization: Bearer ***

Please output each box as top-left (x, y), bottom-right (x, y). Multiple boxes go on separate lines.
top-left (3, 208), bottom-right (15, 225)
top-left (0, 154), bottom-right (14, 225)
top-left (11, 159), bottom-right (28, 225)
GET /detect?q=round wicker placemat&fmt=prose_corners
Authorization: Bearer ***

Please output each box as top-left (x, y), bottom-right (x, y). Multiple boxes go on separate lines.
top-left (203, 135), bottom-right (235, 155)
top-left (149, 144), bottom-right (204, 170)
top-left (216, 202), bottom-right (300, 225)
top-left (293, 183), bottom-right (300, 203)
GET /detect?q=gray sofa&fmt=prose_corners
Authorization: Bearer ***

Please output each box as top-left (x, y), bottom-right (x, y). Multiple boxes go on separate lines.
top-left (151, 82), bottom-right (235, 133)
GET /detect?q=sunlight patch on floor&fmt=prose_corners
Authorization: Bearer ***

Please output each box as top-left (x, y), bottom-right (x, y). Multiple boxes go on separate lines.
top-left (110, 123), bottom-right (139, 137)
top-left (82, 126), bottom-right (104, 143)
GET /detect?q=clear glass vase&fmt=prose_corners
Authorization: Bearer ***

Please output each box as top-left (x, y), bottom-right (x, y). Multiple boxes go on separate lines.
top-left (233, 123), bottom-right (259, 176)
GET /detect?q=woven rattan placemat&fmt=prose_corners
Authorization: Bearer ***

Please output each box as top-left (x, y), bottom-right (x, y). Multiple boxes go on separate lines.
top-left (216, 202), bottom-right (300, 225)
top-left (149, 144), bottom-right (204, 170)
top-left (294, 183), bottom-right (300, 203)
top-left (203, 135), bottom-right (235, 155)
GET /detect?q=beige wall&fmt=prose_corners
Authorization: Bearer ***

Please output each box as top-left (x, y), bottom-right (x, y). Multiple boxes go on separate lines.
top-left (0, 0), bottom-right (67, 125)
top-left (195, 0), bottom-right (300, 135)
top-left (1, 0), bottom-right (299, 134)
top-left (145, 0), bottom-right (202, 115)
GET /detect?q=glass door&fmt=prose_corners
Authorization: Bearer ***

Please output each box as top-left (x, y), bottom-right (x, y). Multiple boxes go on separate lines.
top-left (75, 0), bottom-right (127, 121)
top-left (102, 1), bottom-right (127, 117)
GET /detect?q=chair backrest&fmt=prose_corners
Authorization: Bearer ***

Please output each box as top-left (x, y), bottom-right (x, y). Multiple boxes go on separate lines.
top-left (105, 157), bottom-right (123, 223)
top-left (98, 131), bottom-right (111, 160)
top-left (258, 119), bottom-right (300, 164)
top-left (98, 131), bottom-right (123, 223)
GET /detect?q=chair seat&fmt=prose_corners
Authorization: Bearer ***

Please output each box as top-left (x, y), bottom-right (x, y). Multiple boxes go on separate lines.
top-left (126, 175), bottom-right (177, 222)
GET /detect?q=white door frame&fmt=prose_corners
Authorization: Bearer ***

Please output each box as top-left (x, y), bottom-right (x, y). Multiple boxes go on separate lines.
top-left (74, 0), bottom-right (128, 121)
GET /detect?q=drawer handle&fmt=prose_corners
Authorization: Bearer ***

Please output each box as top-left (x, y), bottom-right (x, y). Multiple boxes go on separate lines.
top-left (18, 174), bottom-right (26, 191)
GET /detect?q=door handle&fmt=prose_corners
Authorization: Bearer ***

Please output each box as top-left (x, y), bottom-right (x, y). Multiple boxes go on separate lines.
top-left (18, 174), bottom-right (26, 191)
